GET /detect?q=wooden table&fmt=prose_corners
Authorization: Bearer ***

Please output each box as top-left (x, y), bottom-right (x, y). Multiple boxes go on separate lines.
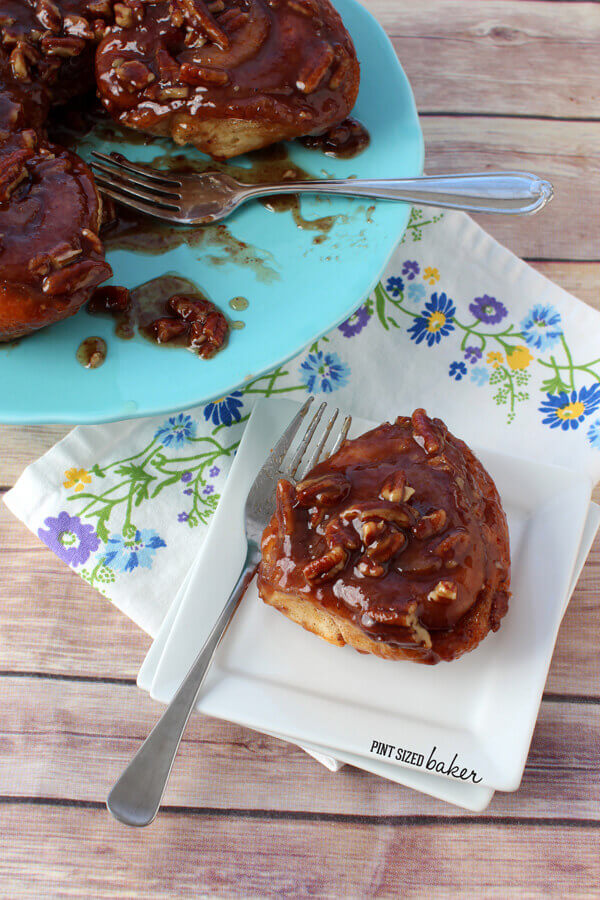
top-left (2, 1), bottom-right (599, 896)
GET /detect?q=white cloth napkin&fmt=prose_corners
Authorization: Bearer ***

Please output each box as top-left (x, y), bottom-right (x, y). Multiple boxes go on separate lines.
top-left (6, 205), bottom-right (600, 638)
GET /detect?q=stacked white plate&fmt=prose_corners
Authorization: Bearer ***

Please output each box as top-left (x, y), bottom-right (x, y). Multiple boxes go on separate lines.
top-left (138, 399), bottom-right (600, 811)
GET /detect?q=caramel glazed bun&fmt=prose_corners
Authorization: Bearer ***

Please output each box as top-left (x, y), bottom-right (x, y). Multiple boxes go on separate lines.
top-left (96, 0), bottom-right (360, 159)
top-left (258, 409), bottom-right (511, 664)
top-left (0, 2), bottom-right (113, 341)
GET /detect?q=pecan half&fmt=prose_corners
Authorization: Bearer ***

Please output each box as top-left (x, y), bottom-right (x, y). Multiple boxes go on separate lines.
top-left (323, 516), bottom-right (361, 552)
top-left (366, 530), bottom-right (407, 563)
top-left (413, 508), bottom-right (447, 540)
top-left (275, 479), bottom-right (296, 539)
top-left (405, 610), bottom-right (432, 649)
top-left (179, 62), bottom-right (229, 86)
top-left (296, 42), bottom-right (334, 93)
top-left (295, 472), bottom-right (350, 508)
top-left (433, 529), bottom-right (469, 560)
top-left (341, 502), bottom-right (417, 529)
top-left (411, 408), bottom-right (444, 456)
top-left (35, 0), bottom-right (62, 33)
top-left (171, 0), bottom-right (230, 50)
top-left (356, 556), bottom-right (385, 578)
top-left (41, 35), bottom-right (86, 57)
top-left (0, 148), bottom-right (32, 200)
top-left (303, 545), bottom-right (347, 584)
top-left (114, 59), bottom-right (155, 90)
top-left (113, 2), bottom-right (134, 27)
top-left (42, 259), bottom-right (111, 296)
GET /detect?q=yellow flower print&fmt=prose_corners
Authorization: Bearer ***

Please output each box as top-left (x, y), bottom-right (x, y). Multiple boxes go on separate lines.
top-left (63, 468), bottom-right (91, 493)
top-left (422, 266), bottom-right (440, 285)
top-left (427, 311), bottom-right (446, 333)
top-left (487, 351), bottom-right (504, 369)
top-left (556, 401), bottom-right (585, 422)
top-left (506, 345), bottom-right (533, 371)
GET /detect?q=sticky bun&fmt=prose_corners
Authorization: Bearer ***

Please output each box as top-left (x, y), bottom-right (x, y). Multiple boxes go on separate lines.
top-left (96, 0), bottom-right (360, 159)
top-left (258, 409), bottom-right (511, 664)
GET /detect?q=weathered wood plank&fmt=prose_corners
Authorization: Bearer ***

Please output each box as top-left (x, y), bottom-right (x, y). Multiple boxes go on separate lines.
top-left (0, 678), bottom-right (598, 819)
top-left (384, 1), bottom-right (600, 119)
top-left (0, 806), bottom-right (598, 898)
top-left (422, 117), bottom-right (600, 260)
top-left (0, 506), bottom-right (598, 693)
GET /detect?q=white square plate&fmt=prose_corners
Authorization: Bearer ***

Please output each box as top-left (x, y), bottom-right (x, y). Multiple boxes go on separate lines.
top-left (149, 399), bottom-right (593, 794)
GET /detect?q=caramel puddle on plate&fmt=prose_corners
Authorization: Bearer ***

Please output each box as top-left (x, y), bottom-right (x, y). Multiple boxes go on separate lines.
top-left (76, 336), bottom-right (107, 368)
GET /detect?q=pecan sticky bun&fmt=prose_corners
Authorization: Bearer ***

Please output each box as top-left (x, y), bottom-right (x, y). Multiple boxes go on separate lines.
top-left (258, 409), bottom-right (511, 664)
top-left (0, 140), bottom-right (111, 341)
top-left (95, 0), bottom-right (360, 159)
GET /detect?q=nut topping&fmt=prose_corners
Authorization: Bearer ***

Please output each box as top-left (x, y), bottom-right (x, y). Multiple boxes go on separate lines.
top-left (411, 408), bottom-right (444, 456)
top-left (427, 581), bottom-right (458, 604)
top-left (296, 473), bottom-right (350, 508)
top-left (413, 509), bottom-right (447, 540)
top-left (304, 545), bottom-right (347, 584)
top-left (379, 470), bottom-right (414, 503)
top-left (296, 42), bottom-right (335, 93)
top-left (114, 60), bottom-right (155, 90)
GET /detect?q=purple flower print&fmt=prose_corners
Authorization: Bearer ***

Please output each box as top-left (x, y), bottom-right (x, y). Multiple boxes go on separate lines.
top-left (402, 260), bottom-right (420, 281)
top-left (469, 294), bottom-right (507, 325)
top-left (464, 346), bottom-right (483, 364)
top-left (38, 512), bottom-right (100, 567)
top-left (181, 471), bottom-right (193, 483)
top-left (203, 485), bottom-right (214, 496)
top-left (338, 304), bottom-right (370, 338)
top-left (178, 512), bottom-right (189, 522)
top-left (209, 466), bottom-right (220, 477)
top-left (183, 488), bottom-right (193, 496)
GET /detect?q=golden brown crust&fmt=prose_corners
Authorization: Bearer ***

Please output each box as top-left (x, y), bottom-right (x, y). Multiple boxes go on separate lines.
top-left (258, 410), bottom-right (511, 664)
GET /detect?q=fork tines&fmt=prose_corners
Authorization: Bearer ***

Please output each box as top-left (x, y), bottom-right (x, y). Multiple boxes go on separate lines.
top-left (283, 398), bottom-right (351, 483)
top-left (90, 151), bottom-right (182, 219)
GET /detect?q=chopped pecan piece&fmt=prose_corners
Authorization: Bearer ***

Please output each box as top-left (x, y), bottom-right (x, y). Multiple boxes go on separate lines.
top-left (356, 556), bottom-right (385, 578)
top-left (323, 516), bottom-right (361, 552)
top-left (168, 294), bottom-right (229, 358)
top-left (42, 259), bottom-right (111, 296)
top-left (433, 529), bottom-right (469, 560)
top-left (41, 35), bottom-right (86, 57)
top-left (114, 59), bottom-right (155, 90)
top-left (303, 545), bottom-right (347, 584)
top-left (295, 472), bottom-right (350, 508)
top-left (413, 508), bottom-right (447, 540)
top-left (379, 470), bottom-right (414, 503)
top-left (179, 62), bottom-right (229, 86)
top-left (171, 0), bottom-right (230, 50)
top-left (296, 42), bottom-right (335, 93)
top-left (113, 2), bottom-right (134, 28)
top-left (341, 502), bottom-right (416, 529)
top-left (405, 610), bottom-right (432, 649)
top-left (427, 580), bottom-right (457, 604)
top-left (150, 318), bottom-right (187, 343)
top-left (0, 148), bottom-right (32, 201)
top-left (35, 0), bottom-right (62, 33)
top-left (88, 285), bottom-right (130, 315)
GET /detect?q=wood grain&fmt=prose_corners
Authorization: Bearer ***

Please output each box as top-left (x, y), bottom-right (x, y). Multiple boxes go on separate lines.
top-left (385, 1), bottom-right (600, 119)
top-left (1, 806), bottom-right (598, 899)
top-left (0, 677), bottom-right (598, 821)
top-left (422, 116), bottom-right (600, 260)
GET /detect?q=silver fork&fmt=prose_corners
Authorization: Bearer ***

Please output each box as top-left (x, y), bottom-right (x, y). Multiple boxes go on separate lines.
top-left (91, 150), bottom-right (554, 224)
top-left (106, 396), bottom-right (351, 827)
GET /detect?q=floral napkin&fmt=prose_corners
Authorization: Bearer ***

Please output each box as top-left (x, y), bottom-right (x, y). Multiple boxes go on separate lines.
top-left (5, 206), bottom-right (600, 639)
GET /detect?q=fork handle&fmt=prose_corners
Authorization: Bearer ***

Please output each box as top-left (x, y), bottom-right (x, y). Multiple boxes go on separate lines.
top-left (246, 171), bottom-right (554, 216)
top-left (106, 542), bottom-right (261, 827)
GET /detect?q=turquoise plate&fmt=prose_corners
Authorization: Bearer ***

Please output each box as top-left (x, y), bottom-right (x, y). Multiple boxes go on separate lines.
top-left (0, 0), bottom-right (423, 423)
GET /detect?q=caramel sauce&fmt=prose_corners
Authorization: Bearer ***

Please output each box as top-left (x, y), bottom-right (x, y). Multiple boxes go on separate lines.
top-left (258, 413), bottom-right (511, 664)
top-left (76, 336), bottom-right (107, 368)
top-left (229, 296), bottom-right (249, 311)
top-left (299, 118), bottom-right (370, 159)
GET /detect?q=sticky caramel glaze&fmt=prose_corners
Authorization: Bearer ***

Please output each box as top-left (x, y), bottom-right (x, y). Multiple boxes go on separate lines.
top-left (258, 410), bottom-right (511, 664)
top-left (0, 0), bottom-right (113, 103)
top-left (0, 142), bottom-right (112, 341)
top-left (96, 0), bottom-right (360, 159)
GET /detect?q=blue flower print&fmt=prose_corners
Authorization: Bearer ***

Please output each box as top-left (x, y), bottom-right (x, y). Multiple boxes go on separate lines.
top-left (181, 471), bottom-right (193, 483)
top-left (469, 295), bottom-right (507, 325)
top-left (338, 305), bottom-right (370, 338)
top-left (464, 346), bottom-right (482, 364)
top-left (299, 351), bottom-right (350, 393)
top-left (155, 413), bottom-right (197, 448)
top-left (402, 260), bottom-right (420, 281)
top-left (449, 361), bottom-right (468, 381)
top-left (520, 303), bottom-right (562, 352)
top-left (103, 529), bottom-right (166, 573)
top-left (407, 282), bottom-right (426, 305)
top-left (209, 466), bottom-right (220, 477)
top-left (471, 366), bottom-right (489, 386)
top-left (204, 391), bottom-right (244, 427)
top-left (539, 384), bottom-right (600, 431)
top-left (38, 512), bottom-right (99, 567)
top-left (587, 419), bottom-right (600, 450)
top-left (178, 512), bottom-right (189, 523)
top-left (386, 276), bottom-right (404, 297)
top-left (407, 292), bottom-right (456, 347)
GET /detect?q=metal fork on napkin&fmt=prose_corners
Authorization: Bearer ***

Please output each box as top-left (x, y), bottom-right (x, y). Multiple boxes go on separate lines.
top-left (107, 397), bottom-right (349, 827)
